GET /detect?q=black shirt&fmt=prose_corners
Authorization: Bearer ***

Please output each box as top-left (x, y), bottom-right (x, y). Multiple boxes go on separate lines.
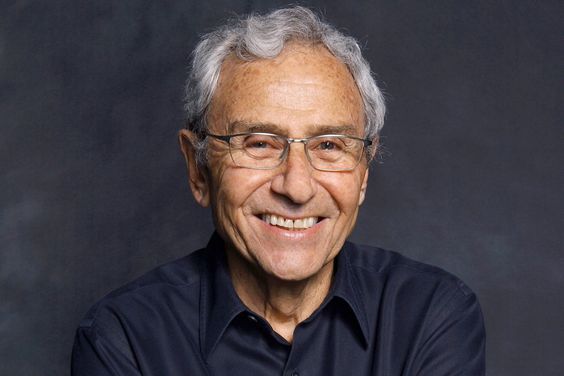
top-left (72, 233), bottom-right (485, 375)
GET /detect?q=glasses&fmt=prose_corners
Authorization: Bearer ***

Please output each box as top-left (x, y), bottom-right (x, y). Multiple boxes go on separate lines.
top-left (206, 132), bottom-right (372, 172)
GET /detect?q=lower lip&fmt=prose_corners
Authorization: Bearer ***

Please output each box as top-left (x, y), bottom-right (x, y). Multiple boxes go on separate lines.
top-left (254, 216), bottom-right (324, 239)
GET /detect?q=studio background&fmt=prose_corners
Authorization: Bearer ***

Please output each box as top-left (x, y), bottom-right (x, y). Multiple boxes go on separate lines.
top-left (1, 1), bottom-right (562, 375)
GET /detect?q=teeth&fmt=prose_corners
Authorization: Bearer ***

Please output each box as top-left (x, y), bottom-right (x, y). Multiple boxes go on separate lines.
top-left (262, 214), bottom-right (318, 230)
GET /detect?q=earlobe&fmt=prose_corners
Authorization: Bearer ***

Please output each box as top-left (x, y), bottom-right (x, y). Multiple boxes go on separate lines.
top-left (178, 129), bottom-right (210, 207)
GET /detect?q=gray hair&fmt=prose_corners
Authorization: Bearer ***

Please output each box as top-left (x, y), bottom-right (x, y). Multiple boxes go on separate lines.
top-left (184, 6), bottom-right (386, 163)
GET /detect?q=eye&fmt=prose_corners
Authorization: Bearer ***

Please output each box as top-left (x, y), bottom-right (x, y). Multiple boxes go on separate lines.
top-left (319, 141), bottom-right (337, 150)
top-left (312, 137), bottom-right (345, 152)
top-left (249, 140), bottom-right (269, 148)
top-left (240, 134), bottom-right (285, 151)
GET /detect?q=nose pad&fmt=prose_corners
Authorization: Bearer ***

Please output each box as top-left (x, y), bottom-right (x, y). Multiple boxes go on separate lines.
top-left (270, 142), bottom-right (317, 204)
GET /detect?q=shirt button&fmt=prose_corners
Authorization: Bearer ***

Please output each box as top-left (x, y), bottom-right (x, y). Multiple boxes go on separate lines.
top-left (291, 372), bottom-right (299, 376)
top-left (247, 315), bottom-right (258, 322)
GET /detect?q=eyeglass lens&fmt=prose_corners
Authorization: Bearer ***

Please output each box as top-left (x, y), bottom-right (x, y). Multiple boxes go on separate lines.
top-left (228, 134), bottom-right (364, 171)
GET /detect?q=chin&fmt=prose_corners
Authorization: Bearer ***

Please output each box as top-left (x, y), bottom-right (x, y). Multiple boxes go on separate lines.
top-left (261, 254), bottom-right (330, 282)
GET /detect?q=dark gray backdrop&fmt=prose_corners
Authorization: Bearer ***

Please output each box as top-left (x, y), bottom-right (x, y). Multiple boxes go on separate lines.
top-left (1, 0), bottom-right (562, 375)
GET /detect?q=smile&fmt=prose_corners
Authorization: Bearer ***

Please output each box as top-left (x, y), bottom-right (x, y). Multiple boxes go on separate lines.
top-left (261, 214), bottom-right (319, 230)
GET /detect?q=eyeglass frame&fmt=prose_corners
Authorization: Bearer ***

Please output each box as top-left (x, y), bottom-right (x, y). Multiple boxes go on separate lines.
top-left (204, 131), bottom-right (373, 172)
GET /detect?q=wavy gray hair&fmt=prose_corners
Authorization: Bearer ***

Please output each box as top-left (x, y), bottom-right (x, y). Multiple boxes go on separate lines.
top-left (184, 6), bottom-right (385, 164)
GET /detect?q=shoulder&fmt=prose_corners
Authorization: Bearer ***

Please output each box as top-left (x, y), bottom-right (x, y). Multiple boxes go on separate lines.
top-left (77, 248), bottom-right (207, 332)
top-left (72, 249), bottom-right (210, 370)
top-left (345, 242), bottom-right (479, 316)
top-left (346, 241), bottom-right (474, 291)
top-left (344, 243), bottom-right (486, 373)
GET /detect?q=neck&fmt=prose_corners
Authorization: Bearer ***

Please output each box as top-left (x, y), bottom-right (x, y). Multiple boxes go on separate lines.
top-left (225, 249), bottom-right (334, 343)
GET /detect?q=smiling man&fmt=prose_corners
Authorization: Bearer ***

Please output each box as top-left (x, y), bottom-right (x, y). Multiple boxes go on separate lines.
top-left (72, 7), bottom-right (485, 376)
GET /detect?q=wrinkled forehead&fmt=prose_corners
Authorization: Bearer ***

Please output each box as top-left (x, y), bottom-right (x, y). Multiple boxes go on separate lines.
top-left (207, 43), bottom-right (365, 134)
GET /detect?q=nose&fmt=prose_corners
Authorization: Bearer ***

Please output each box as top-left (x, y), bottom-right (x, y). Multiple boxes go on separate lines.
top-left (270, 143), bottom-right (317, 204)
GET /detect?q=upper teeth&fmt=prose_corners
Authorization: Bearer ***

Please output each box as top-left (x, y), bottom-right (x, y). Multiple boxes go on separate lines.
top-left (262, 214), bottom-right (318, 230)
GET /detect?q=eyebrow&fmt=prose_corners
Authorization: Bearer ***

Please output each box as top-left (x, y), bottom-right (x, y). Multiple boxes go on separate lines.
top-left (227, 121), bottom-right (360, 136)
top-left (228, 121), bottom-right (280, 134)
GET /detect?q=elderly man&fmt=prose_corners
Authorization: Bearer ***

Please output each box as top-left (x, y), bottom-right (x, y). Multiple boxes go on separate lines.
top-left (72, 6), bottom-right (485, 375)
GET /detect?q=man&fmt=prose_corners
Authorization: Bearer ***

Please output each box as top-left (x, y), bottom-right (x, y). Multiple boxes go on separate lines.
top-left (72, 6), bottom-right (485, 375)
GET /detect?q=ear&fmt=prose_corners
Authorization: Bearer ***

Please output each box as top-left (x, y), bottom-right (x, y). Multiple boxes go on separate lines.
top-left (358, 168), bottom-right (369, 206)
top-left (358, 137), bottom-right (377, 206)
top-left (368, 136), bottom-right (379, 162)
top-left (178, 129), bottom-right (210, 207)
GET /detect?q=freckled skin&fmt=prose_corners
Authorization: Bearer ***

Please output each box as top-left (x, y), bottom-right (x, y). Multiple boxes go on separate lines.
top-left (185, 43), bottom-right (370, 283)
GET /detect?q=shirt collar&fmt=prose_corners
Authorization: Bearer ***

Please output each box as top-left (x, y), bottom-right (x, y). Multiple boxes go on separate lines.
top-left (199, 232), bottom-right (246, 360)
top-left (329, 241), bottom-right (370, 346)
top-left (199, 234), bottom-right (370, 359)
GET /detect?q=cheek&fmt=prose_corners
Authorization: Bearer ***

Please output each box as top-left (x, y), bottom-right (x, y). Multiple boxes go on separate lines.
top-left (212, 167), bottom-right (272, 218)
top-left (318, 174), bottom-right (363, 213)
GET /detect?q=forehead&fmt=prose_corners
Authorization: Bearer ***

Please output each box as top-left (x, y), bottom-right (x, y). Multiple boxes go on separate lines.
top-left (208, 43), bottom-right (365, 135)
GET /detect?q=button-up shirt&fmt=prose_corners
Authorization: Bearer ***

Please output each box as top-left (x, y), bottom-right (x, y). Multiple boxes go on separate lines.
top-left (72, 233), bottom-right (485, 375)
